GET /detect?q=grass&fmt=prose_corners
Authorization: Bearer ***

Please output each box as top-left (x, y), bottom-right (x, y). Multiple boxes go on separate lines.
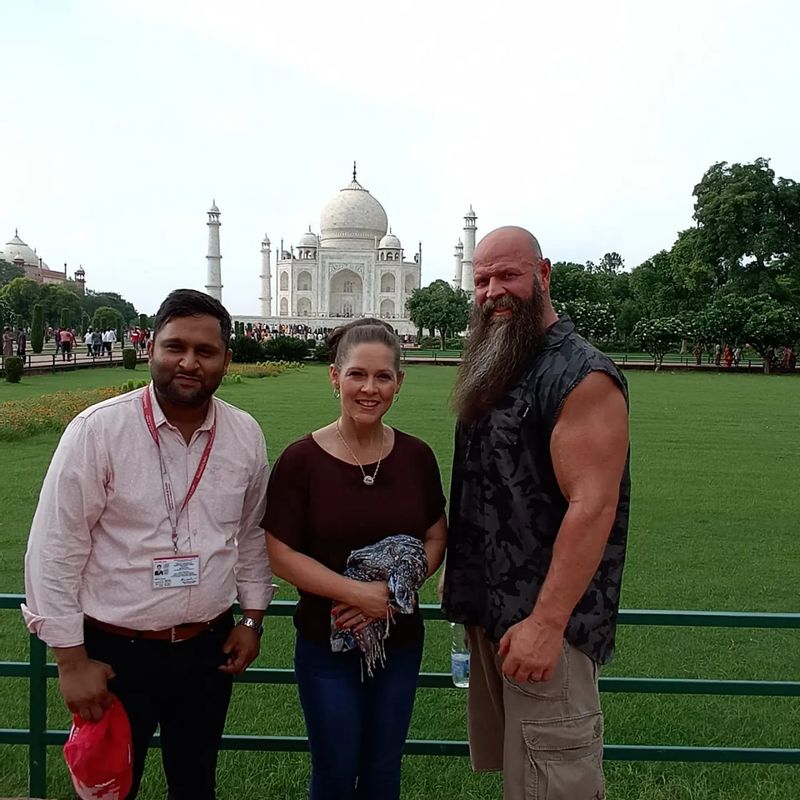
top-left (0, 365), bottom-right (798, 799)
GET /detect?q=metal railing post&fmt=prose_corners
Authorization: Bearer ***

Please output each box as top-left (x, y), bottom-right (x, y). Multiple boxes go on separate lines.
top-left (28, 634), bottom-right (48, 799)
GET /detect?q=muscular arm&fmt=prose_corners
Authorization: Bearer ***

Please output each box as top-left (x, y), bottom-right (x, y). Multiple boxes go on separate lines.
top-left (499, 371), bottom-right (629, 681)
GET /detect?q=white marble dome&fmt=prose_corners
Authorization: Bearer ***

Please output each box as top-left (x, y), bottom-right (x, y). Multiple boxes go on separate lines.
top-left (0, 231), bottom-right (46, 268)
top-left (320, 178), bottom-right (388, 250)
top-left (297, 227), bottom-right (318, 248)
top-left (378, 230), bottom-right (402, 250)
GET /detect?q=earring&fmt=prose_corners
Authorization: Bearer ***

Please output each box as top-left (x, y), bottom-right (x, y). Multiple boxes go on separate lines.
top-left (333, 388), bottom-right (340, 399)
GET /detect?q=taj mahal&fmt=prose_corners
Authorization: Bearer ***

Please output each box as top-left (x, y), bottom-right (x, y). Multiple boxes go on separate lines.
top-left (204, 165), bottom-right (477, 334)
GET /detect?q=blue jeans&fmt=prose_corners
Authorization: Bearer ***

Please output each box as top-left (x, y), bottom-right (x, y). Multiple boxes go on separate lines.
top-left (294, 635), bottom-right (423, 800)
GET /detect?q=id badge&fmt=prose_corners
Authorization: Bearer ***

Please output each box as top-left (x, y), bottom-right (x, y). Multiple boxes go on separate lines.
top-left (152, 555), bottom-right (201, 588)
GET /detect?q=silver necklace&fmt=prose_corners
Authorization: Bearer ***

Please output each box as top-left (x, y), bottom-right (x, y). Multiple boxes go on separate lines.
top-left (335, 419), bottom-right (383, 486)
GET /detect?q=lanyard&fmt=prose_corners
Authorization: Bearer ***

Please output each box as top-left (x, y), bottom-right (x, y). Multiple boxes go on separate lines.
top-left (142, 389), bottom-right (216, 553)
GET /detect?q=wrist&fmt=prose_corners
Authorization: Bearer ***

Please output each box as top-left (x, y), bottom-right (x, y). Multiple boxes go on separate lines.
top-left (529, 605), bottom-right (569, 633)
top-left (237, 616), bottom-right (263, 637)
top-left (53, 645), bottom-right (89, 671)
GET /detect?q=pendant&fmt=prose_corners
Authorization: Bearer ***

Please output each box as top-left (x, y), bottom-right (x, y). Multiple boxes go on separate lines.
top-left (363, 475), bottom-right (375, 486)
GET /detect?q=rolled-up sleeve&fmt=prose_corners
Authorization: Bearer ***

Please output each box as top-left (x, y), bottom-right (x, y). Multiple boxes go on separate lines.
top-left (234, 428), bottom-right (276, 610)
top-left (22, 416), bottom-right (108, 648)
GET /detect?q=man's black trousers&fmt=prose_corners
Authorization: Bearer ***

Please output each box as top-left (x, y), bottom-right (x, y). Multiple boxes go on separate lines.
top-left (83, 612), bottom-right (234, 800)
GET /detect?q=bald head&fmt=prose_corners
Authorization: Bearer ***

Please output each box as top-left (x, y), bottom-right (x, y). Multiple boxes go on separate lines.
top-left (474, 226), bottom-right (543, 266)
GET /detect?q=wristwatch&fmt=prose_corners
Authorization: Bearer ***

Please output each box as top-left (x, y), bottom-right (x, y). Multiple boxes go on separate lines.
top-left (237, 616), bottom-right (263, 637)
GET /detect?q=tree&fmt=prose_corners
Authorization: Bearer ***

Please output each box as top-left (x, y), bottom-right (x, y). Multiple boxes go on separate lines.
top-left (92, 306), bottom-right (123, 333)
top-left (692, 158), bottom-right (800, 301)
top-left (631, 316), bottom-right (686, 370)
top-left (31, 305), bottom-right (44, 353)
top-left (82, 290), bottom-right (138, 323)
top-left (554, 299), bottom-right (616, 343)
top-left (740, 295), bottom-right (800, 374)
top-left (0, 277), bottom-right (41, 325)
top-left (594, 252), bottom-right (625, 274)
top-left (0, 295), bottom-right (13, 327)
top-left (0, 259), bottom-right (24, 287)
top-left (60, 308), bottom-right (72, 330)
top-left (406, 280), bottom-right (470, 348)
top-left (39, 284), bottom-right (82, 327)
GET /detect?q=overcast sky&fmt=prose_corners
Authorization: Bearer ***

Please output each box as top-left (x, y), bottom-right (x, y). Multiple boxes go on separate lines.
top-left (2, 0), bottom-right (799, 315)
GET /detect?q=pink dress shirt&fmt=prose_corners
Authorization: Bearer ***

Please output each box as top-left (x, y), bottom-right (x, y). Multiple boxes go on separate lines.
top-left (22, 384), bottom-right (275, 648)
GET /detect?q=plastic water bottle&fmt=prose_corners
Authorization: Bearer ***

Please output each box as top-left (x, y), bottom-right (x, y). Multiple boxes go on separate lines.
top-left (450, 623), bottom-right (470, 688)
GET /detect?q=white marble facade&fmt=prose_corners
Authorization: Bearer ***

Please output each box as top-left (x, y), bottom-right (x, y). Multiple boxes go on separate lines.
top-left (266, 167), bottom-right (422, 329)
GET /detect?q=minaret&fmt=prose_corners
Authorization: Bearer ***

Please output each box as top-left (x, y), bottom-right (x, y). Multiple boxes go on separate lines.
top-left (205, 200), bottom-right (222, 301)
top-left (452, 239), bottom-right (464, 289)
top-left (460, 205), bottom-right (477, 293)
top-left (259, 234), bottom-right (272, 317)
top-left (74, 265), bottom-right (86, 296)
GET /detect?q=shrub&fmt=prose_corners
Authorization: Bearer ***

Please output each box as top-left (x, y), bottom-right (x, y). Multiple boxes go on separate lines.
top-left (4, 356), bottom-right (23, 383)
top-left (122, 348), bottom-right (138, 370)
top-left (31, 305), bottom-right (44, 353)
top-left (446, 337), bottom-right (465, 350)
top-left (418, 336), bottom-right (441, 350)
top-left (313, 340), bottom-right (330, 362)
top-left (262, 336), bottom-right (310, 363)
top-left (230, 335), bottom-right (264, 363)
top-left (60, 308), bottom-right (72, 329)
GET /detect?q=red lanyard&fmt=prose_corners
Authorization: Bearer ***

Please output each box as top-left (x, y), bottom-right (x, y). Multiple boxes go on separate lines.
top-left (142, 388), bottom-right (216, 553)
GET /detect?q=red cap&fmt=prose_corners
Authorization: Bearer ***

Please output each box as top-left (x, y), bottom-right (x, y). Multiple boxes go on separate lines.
top-left (63, 695), bottom-right (133, 800)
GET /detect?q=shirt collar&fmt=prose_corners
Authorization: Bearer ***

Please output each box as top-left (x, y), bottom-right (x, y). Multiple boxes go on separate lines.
top-left (147, 382), bottom-right (216, 432)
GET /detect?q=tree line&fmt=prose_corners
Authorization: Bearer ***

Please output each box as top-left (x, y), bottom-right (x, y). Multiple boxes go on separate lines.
top-left (407, 158), bottom-right (800, 372)
top-left (0, 271), bottom-right (150, 354)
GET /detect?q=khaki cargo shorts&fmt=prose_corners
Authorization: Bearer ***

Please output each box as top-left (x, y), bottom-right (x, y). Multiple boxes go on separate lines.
top-left (466, 626), bottom-right (605, 800)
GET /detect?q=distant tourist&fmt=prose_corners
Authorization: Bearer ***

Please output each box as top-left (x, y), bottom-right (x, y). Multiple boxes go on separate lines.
top-left (693, 344), bottom-right (703, 366)
top-left (723, 345), bottom-right (733, 368)
top-left (84, 329), bottom-right (93, 356)
top-left (16, 329), bottom-right (27, 360)
top-left (103, 327), bottom-right (117, 356)
top-left (59, 327), bottom-right (74, 361)
top-left (23, 289), bottom-right (275, 799)
top-left (733, 346), bottom-right (742, 367)
top-left (264, 318), bottom-right (447, 800)
top-left (91, 328), bottom-right (103, 357)
top-left (442, 226), bottom-right (630, 800)
top-left (2, 326), bottom-right (13, 356)
top-left (714, 342), bottom-right (722, 366)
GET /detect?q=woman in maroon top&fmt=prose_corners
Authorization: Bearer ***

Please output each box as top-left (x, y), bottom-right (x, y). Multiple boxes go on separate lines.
top-left (265, 319), bottom-right (447, 800)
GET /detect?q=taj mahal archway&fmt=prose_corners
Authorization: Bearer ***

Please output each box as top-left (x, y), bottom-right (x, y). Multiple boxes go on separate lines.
top-left (380, 299), bottom-right (395, 318)
top-left (329, 268), bottom-right (363, 318)
top-left (297, 297), bottom-right (312, 316)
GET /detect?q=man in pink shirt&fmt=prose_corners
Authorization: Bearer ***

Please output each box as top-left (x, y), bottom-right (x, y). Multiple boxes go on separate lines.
top-left (23, 289), bottom-right (275, 800)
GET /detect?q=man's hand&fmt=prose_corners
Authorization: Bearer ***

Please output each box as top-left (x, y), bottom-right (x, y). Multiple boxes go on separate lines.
top-left (497, 615), bottom-right (564, 684)
top-left (55, 650), bottom-right (115, 722)
top-left (219, 624), bottom-right (261, 674)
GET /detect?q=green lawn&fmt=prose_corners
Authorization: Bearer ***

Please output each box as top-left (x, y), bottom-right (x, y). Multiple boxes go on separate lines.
top-left (0, 365), bottom-right (798, 799)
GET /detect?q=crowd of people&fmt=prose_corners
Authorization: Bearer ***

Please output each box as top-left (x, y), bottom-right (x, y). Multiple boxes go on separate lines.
top-left (23, 226), bottom-right (631, 800)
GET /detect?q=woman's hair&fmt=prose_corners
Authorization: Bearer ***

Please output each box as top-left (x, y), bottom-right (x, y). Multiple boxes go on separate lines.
top-left (327, 318), bottom-right (402, 373)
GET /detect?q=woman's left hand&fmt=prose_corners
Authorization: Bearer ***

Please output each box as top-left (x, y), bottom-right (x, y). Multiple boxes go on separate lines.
top-left (332, 604), bottom-right (389, 631)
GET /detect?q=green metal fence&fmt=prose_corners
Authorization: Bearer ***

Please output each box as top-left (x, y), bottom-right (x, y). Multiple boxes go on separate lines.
top-left (1, 595), bottom-right (798, 798)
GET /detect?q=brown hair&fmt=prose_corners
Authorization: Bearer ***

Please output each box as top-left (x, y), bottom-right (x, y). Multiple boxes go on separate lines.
top-left (327, 318), bottom-right (402, 373)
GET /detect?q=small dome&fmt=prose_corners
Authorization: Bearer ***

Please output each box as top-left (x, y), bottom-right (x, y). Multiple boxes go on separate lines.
top-left (378, 229), bottom-right (402, 250)
top-left (320, 174), bottom-right (388, 251)
top-left (464, 204), bottom-right (477, 219)
top-left (209, 200), bottom-right (220, 213)
top-left (297, 227), bottom-right (318, 248)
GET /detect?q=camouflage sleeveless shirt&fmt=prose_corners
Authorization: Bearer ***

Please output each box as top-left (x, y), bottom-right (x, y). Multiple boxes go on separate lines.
top-left (442, 315), bottom-right (630, 665)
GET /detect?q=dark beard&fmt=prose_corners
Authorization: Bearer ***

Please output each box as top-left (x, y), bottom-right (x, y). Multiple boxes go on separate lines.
top-left (452, 291), bottom-right (546, 422)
